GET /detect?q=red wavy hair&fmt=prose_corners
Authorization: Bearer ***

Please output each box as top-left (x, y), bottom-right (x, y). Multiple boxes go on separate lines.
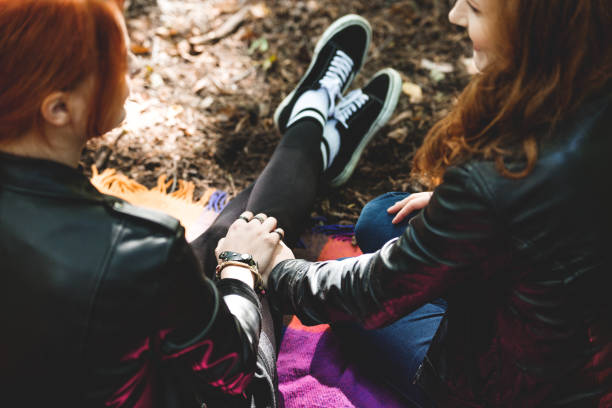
top-left (413, 0), bottom-right (612, 188)
top-left (0, 0), bottom-right (127, 141)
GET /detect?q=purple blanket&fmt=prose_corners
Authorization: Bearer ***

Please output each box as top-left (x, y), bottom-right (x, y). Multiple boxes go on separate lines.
top-left (277, 317), bottom-right (408, 408)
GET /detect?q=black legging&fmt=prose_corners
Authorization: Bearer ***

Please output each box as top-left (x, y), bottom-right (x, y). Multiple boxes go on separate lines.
top-left (189, 118), bottom-right (323, 406)
top-left (190, 118), bottom-right (323, 278)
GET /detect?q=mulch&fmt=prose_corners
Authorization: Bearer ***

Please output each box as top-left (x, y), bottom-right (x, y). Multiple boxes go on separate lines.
top-left (81, 0), bottom-right (472, 224)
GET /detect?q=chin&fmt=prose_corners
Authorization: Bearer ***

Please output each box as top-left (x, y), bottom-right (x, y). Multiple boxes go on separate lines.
top-left (473, 50), bottom-right (489, 72)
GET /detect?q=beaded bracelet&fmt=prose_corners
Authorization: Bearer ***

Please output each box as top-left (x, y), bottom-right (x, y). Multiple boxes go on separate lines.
top-left (215, 260), bottom-right (265, 295)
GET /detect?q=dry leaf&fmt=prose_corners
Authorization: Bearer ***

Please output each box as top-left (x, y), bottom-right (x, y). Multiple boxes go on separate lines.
top-left (250, 3), bottom-right (271, 19)
top-left (388, 110), bottom-right (413, 126)
top-left (130, 44), bottom-right (151, 55)
top-left (420, 58), bottom-right (454, 73)
top-left (193, 77), bottom-right (209, 94)
top-left (148, 73), bottom-right (164, 89)
top-left (402, 82), bottom-right (423, 104)
top-left (388, 127), bottom-right (409, 143)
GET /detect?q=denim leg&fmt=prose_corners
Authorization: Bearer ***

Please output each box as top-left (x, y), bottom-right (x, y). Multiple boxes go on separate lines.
top-left (355, 192), bottom-right (415, 253)
top-left (334, 301), bottom-right (446, 407)
top-left (335, 192), bottom-right (445, 407)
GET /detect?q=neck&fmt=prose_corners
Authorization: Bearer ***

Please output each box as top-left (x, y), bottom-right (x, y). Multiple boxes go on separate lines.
top-left (0, 128), bottom-right (84, 168)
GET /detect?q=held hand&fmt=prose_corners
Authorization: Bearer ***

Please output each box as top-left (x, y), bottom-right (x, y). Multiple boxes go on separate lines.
top-left (387, 192), bottom-right (433, 224)
top-left (261, 241), bottom-right (295, 287)
top-left (215, 211), bottom-right (284, 274)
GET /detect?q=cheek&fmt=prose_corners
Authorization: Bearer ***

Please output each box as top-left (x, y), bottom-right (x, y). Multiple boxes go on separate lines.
top-left (467, 15), bottom-right (492, 52)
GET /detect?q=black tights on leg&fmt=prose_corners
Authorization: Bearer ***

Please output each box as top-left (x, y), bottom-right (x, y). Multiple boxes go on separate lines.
top-left (190, 118), bottom-right (323, 278)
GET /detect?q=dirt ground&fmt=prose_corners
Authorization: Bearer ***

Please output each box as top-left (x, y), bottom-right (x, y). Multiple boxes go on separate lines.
top-left (82, 0), bottom-right (473, 223)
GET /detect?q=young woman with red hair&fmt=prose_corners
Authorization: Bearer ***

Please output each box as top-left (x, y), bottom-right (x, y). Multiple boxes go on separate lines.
top-left (0, 0), bottom-right (402, 406)
top-left (261, 0), bottom-right (612, 407)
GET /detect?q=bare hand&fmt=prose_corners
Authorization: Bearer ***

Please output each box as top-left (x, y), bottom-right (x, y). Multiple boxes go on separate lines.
top-left (215, 211), bottom-right (284, 274)
top-left (386, 192), bottom-right (433, 224)
top-left (261, 241), bottom-right (295, 287)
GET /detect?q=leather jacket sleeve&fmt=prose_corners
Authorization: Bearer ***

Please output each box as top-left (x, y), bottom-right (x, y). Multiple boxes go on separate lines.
top-left (268, 164), bottom-right (505, 329)
top-left (158, 229), bottom-right (261, 397)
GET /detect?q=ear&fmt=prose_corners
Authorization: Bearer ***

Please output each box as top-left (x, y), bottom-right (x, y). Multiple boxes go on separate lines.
top-left (40, 92), bottom-right (71, 127)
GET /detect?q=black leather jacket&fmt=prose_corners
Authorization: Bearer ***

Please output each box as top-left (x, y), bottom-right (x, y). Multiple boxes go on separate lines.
top-left (0, 153), bottom-right (262, 407)
top-left (268, 92), bottom-right (612, 407)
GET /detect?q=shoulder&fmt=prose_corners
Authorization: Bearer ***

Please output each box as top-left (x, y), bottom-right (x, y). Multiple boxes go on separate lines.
top-left (441, 162), bottom-right (498, 203)
top-left (103, 197), bottom-right (187, 261)
top-left (107, 199), bottom-right (181, 235)
top-left (101, 198), bottom-right (193, 280)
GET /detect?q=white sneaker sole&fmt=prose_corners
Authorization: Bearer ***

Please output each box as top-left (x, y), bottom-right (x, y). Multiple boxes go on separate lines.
top-left (329, 68), bottom-right (403, 187)
top-left (273, 14), bottom-right (372, 131)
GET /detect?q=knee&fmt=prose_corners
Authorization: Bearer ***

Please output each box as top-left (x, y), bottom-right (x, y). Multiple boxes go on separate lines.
top-left (355, 200), bottom-right (379, 243)
top-left (355, 193), bottom-right (396, 249)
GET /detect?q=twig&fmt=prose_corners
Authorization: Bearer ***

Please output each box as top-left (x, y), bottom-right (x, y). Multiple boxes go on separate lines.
top-left (189, 7), bottom-right (250, 45)
top-left (169, 158), bottom-right (179, 193)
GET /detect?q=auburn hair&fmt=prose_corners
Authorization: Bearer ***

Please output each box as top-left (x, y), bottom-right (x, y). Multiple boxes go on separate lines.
top-left (413, 0), bottom-right (612, 188)
top-left (0, 0), bottom-right (127, 141)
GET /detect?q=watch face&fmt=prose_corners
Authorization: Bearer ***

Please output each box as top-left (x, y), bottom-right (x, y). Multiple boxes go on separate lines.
top-left (220, 251), bottom-right (254, 265)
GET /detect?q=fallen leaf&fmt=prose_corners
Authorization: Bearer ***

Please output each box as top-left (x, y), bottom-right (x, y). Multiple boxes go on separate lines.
top-left (402, 82), bottom-right (423, 103)
top-left (148, 73), bottom-right (164, 89)
top-left (262, 54), bottom-right (277, 71)
top-left (193, 77), bottom-right (209, 94)
top-left (248, 37), bottom-right (269, 54)
top-left (388, 110), bottom-right (413, 126)
top-left (430, 70), bottom-right (445, 83)
top-left (154, 27), bottom-right (178, 38)
top-left (250, 3), bottom-right (271, 18)
top-left (388, 127), bottom-right (409, 143)
top-left (177, 39), bottom-right (196, 61)
top-left (130, 44), bottom-right (150, 55)
top-left (421, 58), bottom-right (454, 73)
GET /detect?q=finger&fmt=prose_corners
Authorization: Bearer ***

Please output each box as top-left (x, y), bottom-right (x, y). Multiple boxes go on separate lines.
top-left (387, 202), bottom-right (400, 213)
top-left (392, 211), bottom-right (408, 224)
top-left (392, 199), bottom-right (425, 224)
top-left (261, 216), bottom-right (278, 232)
top-left (387, 196), bottom-right (414, 213)
top-left (271, 227), bottom-right (285, 241)
top-left (252, 213), bottom-right (267, 223)
top-left (238, 211), bottom-right (254, 222)
top-left (387, 202), bottom-right (402, 213)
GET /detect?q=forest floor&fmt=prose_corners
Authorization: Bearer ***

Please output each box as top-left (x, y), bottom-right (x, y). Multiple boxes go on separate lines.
top-left (82, 0), bottom-right (474, 223)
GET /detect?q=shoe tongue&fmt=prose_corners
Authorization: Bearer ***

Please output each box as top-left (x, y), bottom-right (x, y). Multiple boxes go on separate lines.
top-left (318, 47), bottom-right (354, 113)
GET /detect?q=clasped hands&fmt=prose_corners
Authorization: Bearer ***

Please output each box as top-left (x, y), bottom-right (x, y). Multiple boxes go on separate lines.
top-left (215, 211), bottom-right (295, 289)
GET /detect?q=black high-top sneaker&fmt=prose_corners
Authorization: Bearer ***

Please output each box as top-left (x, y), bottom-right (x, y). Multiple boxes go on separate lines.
top-left (324, 68), bottom-right (402, 187)
top-left (274, 14), bottom-right (371, 133)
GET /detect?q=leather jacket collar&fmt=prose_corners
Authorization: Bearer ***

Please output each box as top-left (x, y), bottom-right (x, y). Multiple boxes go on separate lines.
top-left (0, 151), bottom-right (105, 203)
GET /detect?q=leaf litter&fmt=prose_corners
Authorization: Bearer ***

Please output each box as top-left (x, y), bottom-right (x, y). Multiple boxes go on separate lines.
top-left (82, 0), bottom-right (474, 224)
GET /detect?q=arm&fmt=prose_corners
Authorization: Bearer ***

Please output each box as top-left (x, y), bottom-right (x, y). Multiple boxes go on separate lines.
top-left (158, 233), bottom-right (262, 397)
top-left (268, 164), bottom-right (503, 329)
top-left (158, 212), bottom-right (283, 398)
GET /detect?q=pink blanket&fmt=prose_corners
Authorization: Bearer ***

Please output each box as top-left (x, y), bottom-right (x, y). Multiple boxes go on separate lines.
top-left (277, 237), bottom-right (409, 408)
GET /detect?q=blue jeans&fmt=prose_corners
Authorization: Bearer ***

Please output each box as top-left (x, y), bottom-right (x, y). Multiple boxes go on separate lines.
top-left (334, 192), bottom-right (446, 407)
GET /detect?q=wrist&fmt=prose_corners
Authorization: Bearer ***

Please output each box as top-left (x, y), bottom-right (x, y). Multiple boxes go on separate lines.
top-left (220, 265), bottom-right (255, 287)
top-left (215, 260), bottom-right (265, 294)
